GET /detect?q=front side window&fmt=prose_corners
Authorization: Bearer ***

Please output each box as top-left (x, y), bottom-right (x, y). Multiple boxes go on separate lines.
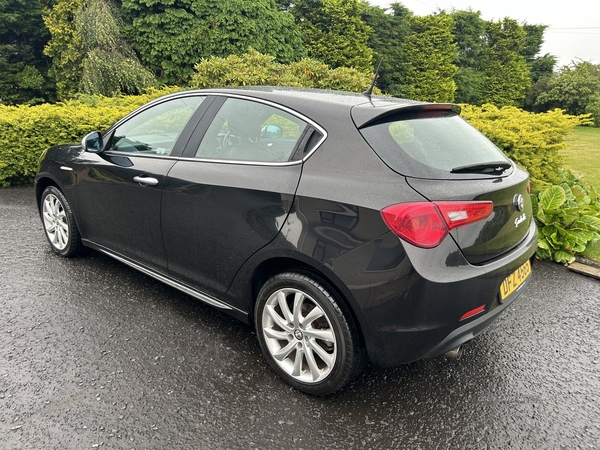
top-left (195, 98), bottom-right (308, 163)
top-left (108, 96), bottom-right (205, 156)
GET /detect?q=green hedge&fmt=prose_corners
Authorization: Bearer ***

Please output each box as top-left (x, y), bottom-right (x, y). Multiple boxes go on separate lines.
top-left (0, 87), bottom-right (181, 187)
top-left (189, 49), bottom-right (377, 93)
top-left (0, 84), bottom-right (590, 190)
top-left (461, 104), bottom-right (590, 193)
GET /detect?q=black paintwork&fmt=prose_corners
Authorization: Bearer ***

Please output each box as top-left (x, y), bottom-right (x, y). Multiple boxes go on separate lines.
top-left (34, 87), bottom-right (537, 368)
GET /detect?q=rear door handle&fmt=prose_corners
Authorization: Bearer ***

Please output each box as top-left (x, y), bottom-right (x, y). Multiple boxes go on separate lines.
top-left (133, 175), bottom-right (159, 186)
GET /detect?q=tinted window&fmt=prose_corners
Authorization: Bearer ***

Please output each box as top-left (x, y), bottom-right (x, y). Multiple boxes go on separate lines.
top-left (360, 111), bottom-right (510, 178)
top-left (108, 96), bottom-right (205, 156)
top-left (195, 98), bottom-right (308, 162)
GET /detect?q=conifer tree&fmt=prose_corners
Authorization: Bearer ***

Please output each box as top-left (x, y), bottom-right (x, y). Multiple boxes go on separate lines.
top-left (292, 0), bottom-right (373, 72)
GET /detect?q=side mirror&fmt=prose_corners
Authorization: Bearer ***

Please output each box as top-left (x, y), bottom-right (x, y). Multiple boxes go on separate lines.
top-left (82, 131), bottom-right (103, 153)
top-left (261, 124), bottom-right (283, 140)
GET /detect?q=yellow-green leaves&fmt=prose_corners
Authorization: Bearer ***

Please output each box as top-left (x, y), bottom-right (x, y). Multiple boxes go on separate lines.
top-left (461, 104), bottom-right (587, 192)
top-left (42, 0), bottom-right (84, 99)
top-left (0, 86), bottom-right (181, 187)
top-left (539, 186), bottom-right (566, 211)
top-left (189, 49), bottom-right (376, 93)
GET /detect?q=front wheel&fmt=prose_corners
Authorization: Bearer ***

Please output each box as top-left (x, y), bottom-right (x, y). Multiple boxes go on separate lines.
top-left (255, 271), bottom-right (365, 395)
top-left (40, 186), bottom-right (82, 257)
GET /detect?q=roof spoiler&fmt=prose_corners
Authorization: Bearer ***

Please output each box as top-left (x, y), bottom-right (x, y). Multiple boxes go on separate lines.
top-left (352, 103), bottom-right (461, 129)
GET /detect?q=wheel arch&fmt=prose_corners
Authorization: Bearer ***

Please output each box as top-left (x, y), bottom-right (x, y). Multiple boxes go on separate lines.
top-left (247, 256), bottom-right (367, 350)
top-left (35, 176), bottom-right (60, 209)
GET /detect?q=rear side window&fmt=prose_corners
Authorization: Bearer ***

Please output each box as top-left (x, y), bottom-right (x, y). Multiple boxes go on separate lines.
top-left (195, 98), bottom-right (308, 163)
top-left (359, 110), bottom-right (510, 178)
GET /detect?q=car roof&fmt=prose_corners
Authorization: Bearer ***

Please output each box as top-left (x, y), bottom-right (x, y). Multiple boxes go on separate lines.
top-left (178, 87), bottom-right (459, 129)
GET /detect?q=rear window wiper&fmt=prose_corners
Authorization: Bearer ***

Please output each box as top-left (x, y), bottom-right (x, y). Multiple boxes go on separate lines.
top-left (451, 161), bottom-right (511, 174)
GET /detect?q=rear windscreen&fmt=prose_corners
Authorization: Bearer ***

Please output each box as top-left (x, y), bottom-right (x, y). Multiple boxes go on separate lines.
top-left (359, 110), bottom-right (510, 179)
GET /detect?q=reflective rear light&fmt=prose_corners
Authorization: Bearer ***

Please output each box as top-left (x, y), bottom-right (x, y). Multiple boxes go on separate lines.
top-left (380, 201), bottom-right (493, 248)
top-left (460, 304), bottom-right (486, 320)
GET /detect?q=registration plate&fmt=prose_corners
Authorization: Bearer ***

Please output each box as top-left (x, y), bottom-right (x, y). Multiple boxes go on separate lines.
top-left (500, 260), bottom-right (531, 301)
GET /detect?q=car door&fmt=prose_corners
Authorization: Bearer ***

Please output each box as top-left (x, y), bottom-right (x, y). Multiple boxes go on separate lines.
top-left (76, 95), bottom-right (209, 271)
top-left (161, 96), bottom-right (322, 298)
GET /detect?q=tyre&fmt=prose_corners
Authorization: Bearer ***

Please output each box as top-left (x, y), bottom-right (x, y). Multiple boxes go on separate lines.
top-left (255, 271), bottom-right (365, 395)
top-left (40, 186), bottom-right (82, 257)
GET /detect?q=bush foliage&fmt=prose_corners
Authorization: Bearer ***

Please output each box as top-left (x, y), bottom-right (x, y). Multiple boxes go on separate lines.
top-left (0, 87), bottom-right (180, 186)
top-left (189, 49), bottom-right (376, 92)
top-left (461, 104), bottom-right (589, 192)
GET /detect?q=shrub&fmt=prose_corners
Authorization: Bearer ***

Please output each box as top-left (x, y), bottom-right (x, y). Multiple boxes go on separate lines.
top-left (0, 87), bottom-right (181, 186)
top-left (461, 104), bottom-right (589, 192)
top-left (189, 49), bottom-right (377, 93)
top-left (532, 169), bottom-right (600, 264)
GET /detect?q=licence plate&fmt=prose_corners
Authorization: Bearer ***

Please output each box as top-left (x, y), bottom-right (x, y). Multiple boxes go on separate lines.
top-left (500, 260), bottom-right (531, 301)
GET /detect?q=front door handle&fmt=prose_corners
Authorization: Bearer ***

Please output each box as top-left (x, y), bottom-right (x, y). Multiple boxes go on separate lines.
top-left (133, 175), bottom-right (159, 186)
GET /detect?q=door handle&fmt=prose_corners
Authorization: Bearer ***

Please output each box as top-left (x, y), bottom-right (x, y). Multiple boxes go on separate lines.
top-left (133, 175), bottom-right (159, 186)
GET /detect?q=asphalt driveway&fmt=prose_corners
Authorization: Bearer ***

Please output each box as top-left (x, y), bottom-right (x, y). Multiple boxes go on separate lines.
top-left (1, 186), bottom-right (599, 449)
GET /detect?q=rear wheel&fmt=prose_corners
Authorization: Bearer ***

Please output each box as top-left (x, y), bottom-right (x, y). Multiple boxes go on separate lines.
top-left (255, 271), bottom-right (365, 395)
top-left (40, 186), bottom-right (82, 257)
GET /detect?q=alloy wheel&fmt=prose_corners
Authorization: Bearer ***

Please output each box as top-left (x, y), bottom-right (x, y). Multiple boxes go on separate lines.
top-left (42, 193), bottom-right (69, 251)
top-left (261, 287), bottom-right (337, 384)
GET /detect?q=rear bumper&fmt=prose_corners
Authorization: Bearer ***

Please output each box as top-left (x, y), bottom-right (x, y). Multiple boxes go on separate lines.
top-left (327, 219), bottom-right (537, 368)
top-left (421, 270), bottom-right (530, 359)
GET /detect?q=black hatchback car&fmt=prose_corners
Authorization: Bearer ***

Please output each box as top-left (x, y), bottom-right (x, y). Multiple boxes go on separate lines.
top-left (35, 87), bottom-right (536, 395)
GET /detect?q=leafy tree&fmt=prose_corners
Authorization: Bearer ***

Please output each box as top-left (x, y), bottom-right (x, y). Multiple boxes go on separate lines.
top-left (519, 23), bottom-right (556, 111)
top-left (521, 23), bottom-right (547, 65)
top-left (450, 12), bottom-right (550, 107)
top-left (450, 9), bottom-right (486, 104)
top-left (44, 0), bottom-right (156, 98)
top-left (535, 60), bottom-right (600, 125)
top-left (292, 0), bottom-right (373, 72)
top-left (480, 18), bottom-right (531, 107)
top-left (393, 13), bottom-right (457, 102)
top-left (0, 0), bottom-right (54, 104)
top-left (523, 53), bottom-right (557, 111)
top-left (43, 0), bottom-right (83, 99)
top-left (77, 0), bottom-right (156, 96)
top-left (121, 0), bottom-right (305, 84)
top-left (360, 2), bottom-right (410, 95)
top-left (529, 53), bottom-right (557, 84)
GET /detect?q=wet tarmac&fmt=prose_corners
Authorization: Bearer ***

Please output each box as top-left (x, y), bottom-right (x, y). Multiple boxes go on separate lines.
top-left (1, 185), bottom-right (599, 449)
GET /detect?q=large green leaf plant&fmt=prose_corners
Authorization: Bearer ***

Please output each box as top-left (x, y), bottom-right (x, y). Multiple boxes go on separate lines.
top-left (532, 169), bottom-right (600, 264)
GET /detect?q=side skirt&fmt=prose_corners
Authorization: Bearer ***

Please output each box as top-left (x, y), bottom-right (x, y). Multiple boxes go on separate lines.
top-left (83, 240), bottom-right (246, 317)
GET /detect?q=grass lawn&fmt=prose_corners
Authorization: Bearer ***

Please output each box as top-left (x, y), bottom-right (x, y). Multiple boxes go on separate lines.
top-left (562, 126), bottom-right (600, 189)
top-left (582, 239), bottom-right (600, 262)
top-left (562, 126), bottom-right (600, 263)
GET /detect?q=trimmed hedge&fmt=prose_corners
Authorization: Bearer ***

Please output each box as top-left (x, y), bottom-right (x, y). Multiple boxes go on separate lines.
top-left (0, 87), bottom-right (181, 186)
top-left (461, 104), bottom-right (590, 193)
top-left (0, 86), bottom-right (589, 190)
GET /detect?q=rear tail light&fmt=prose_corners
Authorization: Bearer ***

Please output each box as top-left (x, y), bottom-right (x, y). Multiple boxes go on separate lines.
top-left (380, 201), bottom-right (493, 248)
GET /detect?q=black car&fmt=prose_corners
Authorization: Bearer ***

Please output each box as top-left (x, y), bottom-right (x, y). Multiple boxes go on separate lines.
top-left (35, 87), bottom-right (536, 395)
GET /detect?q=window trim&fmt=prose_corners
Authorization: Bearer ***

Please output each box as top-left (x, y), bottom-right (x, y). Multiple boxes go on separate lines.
top-left (101, 94), bottom-right (215, 160)
top-left (179, 93), bottom-right (328, 166)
